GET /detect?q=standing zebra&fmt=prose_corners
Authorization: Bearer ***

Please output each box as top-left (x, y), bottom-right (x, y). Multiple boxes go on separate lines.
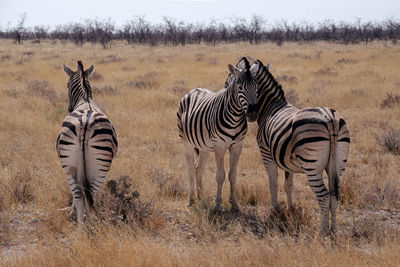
top-left (56, 61), bottom-right (118, 225)
top-left (177, 57), bottom-right (258, 212)
top-left (250, 60), bottom-right (350, 235)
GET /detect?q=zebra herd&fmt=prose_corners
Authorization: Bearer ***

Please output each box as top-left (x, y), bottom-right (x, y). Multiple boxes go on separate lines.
top-left (57, 58), bottom-right (350, 236)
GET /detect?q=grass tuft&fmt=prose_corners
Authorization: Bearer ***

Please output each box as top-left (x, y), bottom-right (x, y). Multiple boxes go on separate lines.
top-left (380, 92), bottom-right (400, 109)
top-left (379, 127), bottom-right (400, 155)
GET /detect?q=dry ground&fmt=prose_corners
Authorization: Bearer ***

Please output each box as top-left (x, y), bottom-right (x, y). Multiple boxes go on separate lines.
top-left (0, 39), bottom-right (400, 266)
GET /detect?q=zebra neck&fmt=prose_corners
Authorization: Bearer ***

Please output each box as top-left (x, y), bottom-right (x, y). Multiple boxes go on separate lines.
top-left (226, 87), bottom-right (244, 117)
top-left (257, 82), bottom-right (287, 120)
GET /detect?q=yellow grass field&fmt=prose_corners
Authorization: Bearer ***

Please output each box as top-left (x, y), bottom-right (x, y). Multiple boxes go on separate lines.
top-left (0, 39), bottom-right (400, 266)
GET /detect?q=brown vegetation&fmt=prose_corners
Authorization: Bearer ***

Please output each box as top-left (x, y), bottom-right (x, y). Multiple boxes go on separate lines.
top-left (0, 40), bottom-right (400, 265)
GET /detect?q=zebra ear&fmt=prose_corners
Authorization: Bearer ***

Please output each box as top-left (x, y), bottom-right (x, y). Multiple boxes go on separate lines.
top-left (228, 64), bottom-right (240, 76)
top-left (266, 63), bottom-right (271, 71)
top-left (84, 65), bottom-right (95, 78)
top-left (63, 64), bottom-right (74, 77)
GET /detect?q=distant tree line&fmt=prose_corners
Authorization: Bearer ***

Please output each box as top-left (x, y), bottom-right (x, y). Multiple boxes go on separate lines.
top-left (1, 14), bottom-right (400, 47)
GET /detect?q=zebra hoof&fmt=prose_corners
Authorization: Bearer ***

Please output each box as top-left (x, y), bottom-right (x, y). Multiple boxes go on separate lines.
top-left (69, 211), bottom-right (77, 221)
top-left (230, 204), bottom-right (240, 213)
top-left (187, 199), bottom-right (195, 208)
top-left (212, 204), bottom-right (221, 214)
top-left (329, 227), bottom-right (337, 239)
top-left (269, 205), bottom-right (282, 215)
top-left (319, 228), bottom-right (330, 238)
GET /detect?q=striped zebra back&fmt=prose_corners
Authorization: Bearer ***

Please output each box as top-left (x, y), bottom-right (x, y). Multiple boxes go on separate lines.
top-left (251, 59), bottom-right (350, 172)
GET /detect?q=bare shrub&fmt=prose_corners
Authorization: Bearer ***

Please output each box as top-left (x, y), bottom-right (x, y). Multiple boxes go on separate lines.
top-left (96, 176), bottom-right (164, 231)
top-left (150, 168), bottom-right (186, 199)
top-left (0, 55), bottom-right (11, 62)
top-left (23, 51), bottom-right (34, 56)
top-left (359, 179), bottom-right (400, 208)
top-left (352, 212), bottom-right (400, 244)
top-left (336, 58), bottom-right (358, 64)
top-left (195, 53), bottom-right (205, 62)
top-left (378, 127), bottom-right (400, 155)
top-left (97, 54), bottom-right (123, 64)
top-left (93, 85), bottom-right (119, 96)
top-left (10, 170), bottom-right (35, 204)
top-left (315, 50), bottom-right (323, 60)
top-left (380, 93), bottom-right (400, 109)
top-left (288, 53), bottom-right (311, 59)
top-left (5, 89), bottom-right (19, 98)
top-left (285, 88), bottom-right (301, 107)
top-left (208, 57), bottom-right (217, 65)
top-left (349, 88), bottom-right (365, 96)
top-left (276, 74), bottom-right (298, 84)
top-left (313, 66), bottom-right (338, 76)
top-left (127, 72), bottom-right (160, 89)
top-left (90, 71), bottom-right (103, 81)
top-left (168, 79), bottom-right (188, 95)
top-left (27, 80), bottom-right (64, 106)
top-left (358, 66), bottom-right (374, 76)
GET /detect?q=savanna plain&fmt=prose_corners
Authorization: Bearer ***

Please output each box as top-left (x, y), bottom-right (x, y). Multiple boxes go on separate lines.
top-left (0, 39), bottom-right (400, 266)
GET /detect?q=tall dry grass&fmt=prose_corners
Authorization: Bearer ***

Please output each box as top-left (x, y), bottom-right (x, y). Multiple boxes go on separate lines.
top-left (1, 39), bottom-right (400, 265)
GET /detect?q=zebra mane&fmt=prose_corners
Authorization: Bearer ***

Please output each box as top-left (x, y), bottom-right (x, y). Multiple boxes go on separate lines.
top-left (256, 60), bottom-right (285, 99)
top-left (77, 61), bottom-right (92, 102)
top-left (237, 57), bottom-right (250, 71)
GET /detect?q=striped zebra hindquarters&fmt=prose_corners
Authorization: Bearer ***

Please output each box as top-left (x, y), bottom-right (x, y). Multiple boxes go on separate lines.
top-left (57, 62), bottom-right (118, 226)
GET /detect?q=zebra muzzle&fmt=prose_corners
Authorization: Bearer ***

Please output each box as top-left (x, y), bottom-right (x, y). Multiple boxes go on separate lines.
top-left (246, 104), bottom-right (258, 122)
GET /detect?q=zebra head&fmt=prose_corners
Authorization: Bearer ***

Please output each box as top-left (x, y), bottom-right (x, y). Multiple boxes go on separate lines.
top-left (62, 61), bottom-right (95, 113)
top-left (228, 57), bottom-right (258, 122)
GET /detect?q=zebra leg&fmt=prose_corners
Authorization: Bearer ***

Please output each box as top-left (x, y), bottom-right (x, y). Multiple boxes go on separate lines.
top-left (213, 149), bottom-right (226, 213)
top-left (195, 151), bottom-right (209, 201)
top-left (329, 193), bottom-right (338, 235)
top-left (228, 143), bottom-right (243, 212)
top-left (265, 163), bottom-right (279, 209)
top-left (69, 203), bottom-right (77, 220)
top-left (83, 196), bottom-right (91, 224)
top-left (306, 173), bottom-right (330, 236)
top-left (183, 142), bottom-right (196, 207)
top-left (284, 172), bottom-right (294, 208)
top-left (73, 188), bottom-right (85, 226)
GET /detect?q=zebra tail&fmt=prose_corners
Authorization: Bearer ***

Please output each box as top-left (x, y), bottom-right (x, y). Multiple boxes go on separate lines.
top-left (83, 172), bottom-right (94, 208)
top-left (82, 146), bottom-right (94, 208)
top-left (327, 119), bottom-right (339, 201)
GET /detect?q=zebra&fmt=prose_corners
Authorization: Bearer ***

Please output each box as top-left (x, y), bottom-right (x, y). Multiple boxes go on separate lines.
top-left (56, 61), bottom-right (118, 226)
top-left (177, 57), bottom-right (258, 212)
top-left (250, 59), bottom-right (350, 235)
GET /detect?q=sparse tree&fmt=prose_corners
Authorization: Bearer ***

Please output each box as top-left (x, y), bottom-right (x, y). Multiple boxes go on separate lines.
top-left (14, 12), bottom-right (27, 44)
top-left (249, 15), bottom-right (265, 44)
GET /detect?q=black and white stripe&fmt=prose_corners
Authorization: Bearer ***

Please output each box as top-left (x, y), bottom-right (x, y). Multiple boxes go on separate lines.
top-left (251, 60), bottom-right (350, 235)
top-left (56, 61), bottom-right (118, 225)
top-left (177, 57), bottom-right (258, 212)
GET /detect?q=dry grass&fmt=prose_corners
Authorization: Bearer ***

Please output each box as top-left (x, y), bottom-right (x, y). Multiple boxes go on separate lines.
top-left (1, 40), bottom-right (400, 265)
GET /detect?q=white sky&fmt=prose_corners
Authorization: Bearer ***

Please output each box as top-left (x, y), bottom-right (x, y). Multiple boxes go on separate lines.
top-left (0, 0), bottom-right (399, 28)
